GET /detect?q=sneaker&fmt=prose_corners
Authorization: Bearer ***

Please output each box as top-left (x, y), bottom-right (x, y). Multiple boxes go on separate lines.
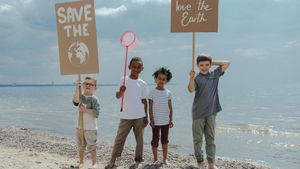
top-left (197, 162), bottom-right (205, 169)
top-left (208, 163), bottom-right (219, 169)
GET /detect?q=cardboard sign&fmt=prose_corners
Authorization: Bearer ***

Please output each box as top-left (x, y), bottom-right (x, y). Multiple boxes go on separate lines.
top-left (171, 0), bottom-right (219, 32)
top-left (55, 0), bottom-right (99, 75)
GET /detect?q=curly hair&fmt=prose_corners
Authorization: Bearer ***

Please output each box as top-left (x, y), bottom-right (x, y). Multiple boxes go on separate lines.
top-left (152, 67), bottom-right (172, 82)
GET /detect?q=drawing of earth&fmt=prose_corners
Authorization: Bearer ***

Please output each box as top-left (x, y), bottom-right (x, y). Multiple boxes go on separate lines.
top-left (68, 42), bottom-right (89, 67)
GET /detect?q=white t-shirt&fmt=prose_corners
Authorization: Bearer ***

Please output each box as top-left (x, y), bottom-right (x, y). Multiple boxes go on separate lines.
top-left (119, 76), bottom-right (149, 119)
top-left (148, 89), bottom-right (172, 126)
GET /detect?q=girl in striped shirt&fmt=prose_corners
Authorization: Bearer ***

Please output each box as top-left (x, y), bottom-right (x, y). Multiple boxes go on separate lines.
top-left (148, 67), bottom-right (173, 165)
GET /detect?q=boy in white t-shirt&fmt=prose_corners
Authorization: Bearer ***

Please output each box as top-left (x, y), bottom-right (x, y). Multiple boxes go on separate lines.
top-left (105, 57), bottom-right (149, 169)
top-left (73, 76), bottom-right (100, 169)
top-left (148, 67), bottom-right (173, 165)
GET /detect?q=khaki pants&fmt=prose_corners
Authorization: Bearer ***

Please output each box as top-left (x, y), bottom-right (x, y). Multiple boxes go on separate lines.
top-left (192, 114), bottom-right (216, 163)
top-left (111, 118), bottom-right (144, 162)
top-left (75, 129), bottom-right (97, 153)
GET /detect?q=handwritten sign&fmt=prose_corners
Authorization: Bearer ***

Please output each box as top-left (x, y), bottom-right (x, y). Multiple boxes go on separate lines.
top-left (171, 0), bottom-right (219, 32)
top-left (55, 0), bottom-right (99, 75)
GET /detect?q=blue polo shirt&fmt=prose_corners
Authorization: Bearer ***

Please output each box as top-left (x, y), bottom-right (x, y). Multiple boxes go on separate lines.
top-left (192, 66), bottom-right (224, 120)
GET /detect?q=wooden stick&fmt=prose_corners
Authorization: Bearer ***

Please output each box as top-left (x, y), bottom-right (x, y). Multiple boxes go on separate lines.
top-left (78, 74), bottom-right (85, 146)
top-left (79, 0), bottom-right (85, 145)
top-left (192, 32), bottom-right (195, 71)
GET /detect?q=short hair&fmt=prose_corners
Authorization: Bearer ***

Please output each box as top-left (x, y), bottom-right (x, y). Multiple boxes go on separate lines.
top-left (152, 67), bottom-right (172, 82)
top-left (197, 55), bottom-right (212, 65)
top-left (84, 76), bottom-right (97, 90)
top-left (129, 56), bottom-right (143, 66)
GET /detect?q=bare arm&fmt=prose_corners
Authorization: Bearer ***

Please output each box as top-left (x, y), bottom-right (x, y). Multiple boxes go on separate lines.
top-left (73, 80), bottom-right (81, 107)
top-left (149, 99), bottom-right (154, 128)
top-left (168, 99), bottom-right (173, 128)
top-left (188, 70), bottom-right (196, 93)
top-left (212, 60), bottom-right (230, 73)
top-left (142, 98), bottom-right (148, 128)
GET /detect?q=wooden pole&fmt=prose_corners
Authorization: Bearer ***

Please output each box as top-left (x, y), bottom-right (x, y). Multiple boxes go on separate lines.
top-left (192, 32), bottom-right (195, 71)
top-left (79, 0), bottom-right (86, 146)
top-left (78, 74), bottom-right (85, 146)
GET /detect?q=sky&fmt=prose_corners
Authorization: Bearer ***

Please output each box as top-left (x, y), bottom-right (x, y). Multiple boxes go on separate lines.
top-left (0, 0), bottom-right (299, 88)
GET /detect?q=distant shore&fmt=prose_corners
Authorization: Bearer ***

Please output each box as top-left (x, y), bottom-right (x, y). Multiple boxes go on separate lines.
top-left (0, 83), bottom-right (178, 88)
top-left (0, 126), bottom-right (273, 169)
top-left (0, 83), bottom-right (118, 87)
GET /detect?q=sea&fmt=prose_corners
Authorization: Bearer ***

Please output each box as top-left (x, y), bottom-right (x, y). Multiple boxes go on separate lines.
top-left (0, 83), bottom-right (299, 169)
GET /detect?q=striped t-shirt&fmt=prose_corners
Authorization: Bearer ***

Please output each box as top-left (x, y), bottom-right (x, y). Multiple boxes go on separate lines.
top-left (148, 89), bottom-right (172, 126)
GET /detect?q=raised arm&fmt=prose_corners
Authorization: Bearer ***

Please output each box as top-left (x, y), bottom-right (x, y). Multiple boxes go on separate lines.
top-left (212, 60), bottom-right (230, 73)
top-left (188, 70), bottom-right (196, 93)
top-left (73, 80), bottom-right (81, 105)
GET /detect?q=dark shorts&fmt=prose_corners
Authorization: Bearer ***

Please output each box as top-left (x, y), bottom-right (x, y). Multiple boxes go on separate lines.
top-left (151, 125), bottom-right (169, 147)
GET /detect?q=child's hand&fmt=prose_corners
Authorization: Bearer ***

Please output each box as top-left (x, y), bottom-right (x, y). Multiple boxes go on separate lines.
top-left (78, 106), bottom-right (86, 113)
top-left (169, 121), bottom-right (174, 128)
top-left (143, 117), bottom-right (148, 128)
top-left (150, 121), bottom-right (155, 128)
top-left (76, 79), bottom-right (81, 87)
top-left (189, 70), bottom-right (196, 79)
top-left (119, 85), bottom-right (126, 95)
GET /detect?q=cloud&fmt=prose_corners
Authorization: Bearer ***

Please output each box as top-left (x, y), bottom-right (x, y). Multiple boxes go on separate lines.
top-left (20, 0), bottom-right (33, 7)
top-left (0, 4), bottom-right (13, 13)
top-left (95, 5), bottom-right (127, 16)
top-left (284, 40), bottom-right (300, 48)
top-left (234, 48), bottom-right (267, 59)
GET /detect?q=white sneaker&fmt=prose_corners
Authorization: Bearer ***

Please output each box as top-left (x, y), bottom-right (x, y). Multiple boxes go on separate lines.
top-left (197, 162), bottom-right (205, 169)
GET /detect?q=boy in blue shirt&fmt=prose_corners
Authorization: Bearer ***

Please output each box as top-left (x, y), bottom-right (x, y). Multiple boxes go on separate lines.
top-left (188, 55), bottom-right (230, 169)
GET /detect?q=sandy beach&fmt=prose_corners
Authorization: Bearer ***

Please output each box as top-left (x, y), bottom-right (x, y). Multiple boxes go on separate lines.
top-left (0, 126), bottom-right (272, 169)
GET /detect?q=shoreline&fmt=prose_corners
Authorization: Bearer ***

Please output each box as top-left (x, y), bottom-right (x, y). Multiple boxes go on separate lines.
top-left (0, 126), bottom-right (272, 169)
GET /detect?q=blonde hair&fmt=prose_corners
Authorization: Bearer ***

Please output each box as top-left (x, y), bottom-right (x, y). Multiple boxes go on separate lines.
top-left (84, 76), bottom-right (97, 90)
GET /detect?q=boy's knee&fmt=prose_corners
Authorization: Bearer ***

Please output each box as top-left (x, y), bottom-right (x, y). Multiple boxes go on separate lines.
top-left (86, 145), bottom-right (97, 153)
top-left (78, 146), bottom-right (86, 152)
